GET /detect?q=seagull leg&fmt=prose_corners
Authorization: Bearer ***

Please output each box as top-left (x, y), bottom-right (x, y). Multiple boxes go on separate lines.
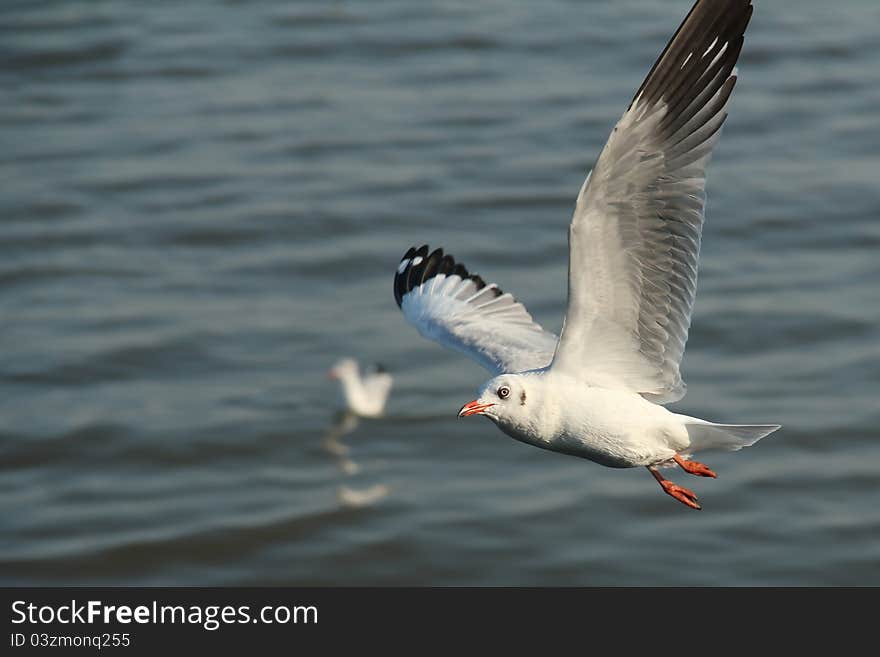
top-left (673, 454), bottom-right (717, 478)
top-left (648, 466), bottom-right (701, 510)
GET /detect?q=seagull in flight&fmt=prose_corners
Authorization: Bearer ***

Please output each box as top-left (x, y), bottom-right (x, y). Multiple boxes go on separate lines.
top-left (393, 0), bottom-right (779, 510)
top-left (327, 358), bottom-right (393, 418)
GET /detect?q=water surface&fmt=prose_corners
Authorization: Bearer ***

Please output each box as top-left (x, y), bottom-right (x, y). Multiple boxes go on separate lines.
top-left (2, 0), bottom-right (879, 585)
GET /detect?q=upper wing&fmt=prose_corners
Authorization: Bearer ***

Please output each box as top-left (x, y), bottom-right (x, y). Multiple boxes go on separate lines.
top-left (361, 367), bottom-right (393, 407)
top-left (551, 0), bottom-right (753, 403)
top-left (362, 365), bottom-right (393, 395)
top-left (394, 245), bottom-right (558, 375)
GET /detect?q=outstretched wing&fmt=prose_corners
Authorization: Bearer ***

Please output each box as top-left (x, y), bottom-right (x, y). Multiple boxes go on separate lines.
top-left (394, 245), bottom-right (558, 375)
top-left (551, 0), bottom-right (753, 403)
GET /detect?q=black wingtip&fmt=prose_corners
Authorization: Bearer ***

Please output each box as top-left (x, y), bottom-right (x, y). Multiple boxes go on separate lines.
top-left (393, 245), bottom-right (497, 308)
top-left (394, 246), bottom-right (418, 307)
top-left (629, 0), bottom-right (753, 115)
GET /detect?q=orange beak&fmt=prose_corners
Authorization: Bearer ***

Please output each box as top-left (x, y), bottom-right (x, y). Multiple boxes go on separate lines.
top-left (326, 370), bottom-right (338, 380)
top-left (458, 400), bottom-right (495, 418)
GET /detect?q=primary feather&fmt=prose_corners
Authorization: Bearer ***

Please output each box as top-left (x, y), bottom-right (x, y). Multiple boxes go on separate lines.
top-left (395, 246), bottom-right (557, 375)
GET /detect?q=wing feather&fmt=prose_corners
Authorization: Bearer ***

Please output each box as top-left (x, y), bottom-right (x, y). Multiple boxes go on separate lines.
top-left (551, 0), bottom-right (753, 403)
top-left (395, 246), bottom-right (557, 375)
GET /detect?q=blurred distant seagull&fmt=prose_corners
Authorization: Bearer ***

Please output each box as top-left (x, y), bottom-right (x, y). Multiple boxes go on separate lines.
top-left (327, 358), bottom-right (393, 418)
top-left (393, 0), bottom-right (779, 510)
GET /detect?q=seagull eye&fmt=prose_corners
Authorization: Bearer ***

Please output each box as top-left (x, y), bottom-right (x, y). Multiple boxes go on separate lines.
top-left (497, 386), bottom-right (510, 399)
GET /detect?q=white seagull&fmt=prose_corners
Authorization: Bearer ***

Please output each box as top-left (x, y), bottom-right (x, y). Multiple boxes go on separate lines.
top-left (327, 359), bottom-right (393, 418)
top-left (393, 0), bottom-right (779, 510)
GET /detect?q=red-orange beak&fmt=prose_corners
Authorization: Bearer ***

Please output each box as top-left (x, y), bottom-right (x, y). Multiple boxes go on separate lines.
top-left (326, 369), bottom-right (338, 380)
top-left (458, 400), bottom-right (495, 418)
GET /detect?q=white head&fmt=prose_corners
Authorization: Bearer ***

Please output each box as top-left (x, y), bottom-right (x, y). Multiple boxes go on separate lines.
top-left (457, 373), bottom-right (538, 434)
top-left (327, 358), bottom-right (358, 382)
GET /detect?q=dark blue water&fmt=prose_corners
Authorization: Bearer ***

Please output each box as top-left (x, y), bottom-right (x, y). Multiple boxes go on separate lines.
top-left (2, 0), bottom-right (879, 585)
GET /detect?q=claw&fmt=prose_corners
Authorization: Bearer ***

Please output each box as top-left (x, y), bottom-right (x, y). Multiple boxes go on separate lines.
top-left (674, 455), bottom-right (717, 478)
top-left (648, 466), bottom-right (702, 510)
top-left (660, 480), bottom-right (701, 510)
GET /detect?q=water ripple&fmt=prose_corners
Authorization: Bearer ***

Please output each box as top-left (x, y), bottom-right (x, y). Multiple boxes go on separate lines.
top-left (1, 0), bottom-right (878, 586)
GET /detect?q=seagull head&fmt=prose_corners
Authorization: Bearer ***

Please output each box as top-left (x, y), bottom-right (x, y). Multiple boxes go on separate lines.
top-left (458, 374), bottom-right (535, 430)
top-left (327, 358), bottom-right (358, 380)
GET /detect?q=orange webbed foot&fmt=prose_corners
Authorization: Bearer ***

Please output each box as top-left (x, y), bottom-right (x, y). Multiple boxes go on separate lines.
top-left (674, 455), bottom-right (717, 478)
top-left (658, 480), bottom-right (701, 510)
top-left (648, 466), bottom-right (702, 510)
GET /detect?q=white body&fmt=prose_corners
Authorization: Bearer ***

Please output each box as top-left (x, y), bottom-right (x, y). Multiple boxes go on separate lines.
top-left (469, 370), bottom-right (776, 470)
top-left (486, 372), bottom-right (686, 468)
top-left (329, 359), bottom-right (392, 418)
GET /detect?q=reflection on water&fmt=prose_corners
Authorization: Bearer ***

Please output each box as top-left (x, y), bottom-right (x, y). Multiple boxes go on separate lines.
top-left (321, 411), bottom-right (360, 472)
top-left (337, 484), bottom-right (391, 509)
top-left (322, 410), bottom-right (392, 505)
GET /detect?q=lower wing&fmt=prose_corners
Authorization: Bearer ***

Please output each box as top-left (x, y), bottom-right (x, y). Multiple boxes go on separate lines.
top-left (394, 245), bottom-right (558, 375)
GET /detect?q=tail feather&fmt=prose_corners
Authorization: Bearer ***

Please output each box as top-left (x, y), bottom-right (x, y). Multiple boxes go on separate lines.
top-left (684, 422), bottom-right (781, 453)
